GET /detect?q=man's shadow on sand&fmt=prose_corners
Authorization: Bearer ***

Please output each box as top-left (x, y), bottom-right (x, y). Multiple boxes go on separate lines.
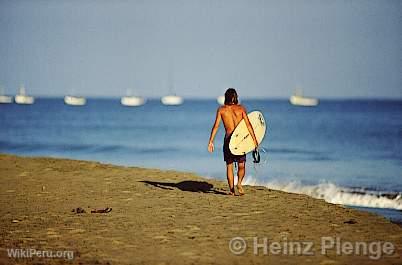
top-left (141, 180), bottom-right (227, 195)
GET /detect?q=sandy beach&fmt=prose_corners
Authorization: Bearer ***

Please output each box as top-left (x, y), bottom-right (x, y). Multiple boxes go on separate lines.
top-left (0, 154), bottom-right (400, 264)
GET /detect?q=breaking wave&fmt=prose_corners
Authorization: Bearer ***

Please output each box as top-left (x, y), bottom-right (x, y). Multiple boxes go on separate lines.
top-left (242, 177), bottom-right (402, 210)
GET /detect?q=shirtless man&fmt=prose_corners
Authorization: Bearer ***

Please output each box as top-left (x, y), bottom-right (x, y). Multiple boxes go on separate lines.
top-left (208, 88), bottom-right (258, 195)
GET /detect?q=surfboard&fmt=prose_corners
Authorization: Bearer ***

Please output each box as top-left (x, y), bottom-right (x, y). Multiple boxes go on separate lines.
top-left (229, 111), bottom-right (266, 155)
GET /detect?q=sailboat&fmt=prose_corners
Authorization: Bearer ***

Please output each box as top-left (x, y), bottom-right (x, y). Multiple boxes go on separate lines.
top-left (0, 86), bottom-right (13, 104)
top-left (217, 95), bottom-right (225, 105)
top-left (64, 95), bottom-right (86, 106)
top-left (121, 89), bottom-right (146, 107)
top-left (289, 88), bottom-right (319, 107)
top-left (161, 84), bottom-right (183, 106)
top-left (161, 71), bottom-right (183, 106)
top-left (64, 88), bottom-right (86, 106)
top-left (15, 85), bottom-right (34, 105)
top-left (161, 94), bottom-right (183, 106)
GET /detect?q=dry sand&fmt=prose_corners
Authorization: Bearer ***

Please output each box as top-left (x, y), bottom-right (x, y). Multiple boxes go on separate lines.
top-left (0, 154), bottom-right (401, 264)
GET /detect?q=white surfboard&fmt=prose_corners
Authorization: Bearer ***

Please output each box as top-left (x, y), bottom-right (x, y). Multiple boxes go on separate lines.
top-left (229, 111), bottom-right (266, 155)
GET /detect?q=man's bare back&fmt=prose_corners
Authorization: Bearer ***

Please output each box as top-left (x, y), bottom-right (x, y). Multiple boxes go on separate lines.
top-left (219, 104), bottom-right (247, 136)
top-left (208, 103), bottom-right (258, 153)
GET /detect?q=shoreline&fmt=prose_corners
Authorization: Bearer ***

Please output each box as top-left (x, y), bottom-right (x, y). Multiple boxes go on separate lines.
top-left (0, 153), bottom-right (401, 264)
top-left (4, 152), bottom-right (401, 225)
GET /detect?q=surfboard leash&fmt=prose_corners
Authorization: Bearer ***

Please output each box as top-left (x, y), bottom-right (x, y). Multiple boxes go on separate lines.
top-left (252, 147), bottom-right (268, 178)
top-left (252, 149), bottom-right (261, 163)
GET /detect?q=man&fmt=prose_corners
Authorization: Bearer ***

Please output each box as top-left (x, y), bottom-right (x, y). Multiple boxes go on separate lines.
top-left (208, 88), bottom-right (258, 195)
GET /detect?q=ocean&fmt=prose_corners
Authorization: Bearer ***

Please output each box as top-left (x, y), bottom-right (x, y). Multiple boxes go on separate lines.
top-left (1, 98), bottom-right (401, 223)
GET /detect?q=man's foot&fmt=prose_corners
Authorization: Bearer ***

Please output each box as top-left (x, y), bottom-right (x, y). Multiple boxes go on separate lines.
top-left (228, 188), bottom-right (236, 196)
top-left (237, 184), bottom-right (245, 196)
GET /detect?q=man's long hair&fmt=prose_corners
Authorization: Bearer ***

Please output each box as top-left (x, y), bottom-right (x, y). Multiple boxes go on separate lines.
top-left (224, 88), bottom-right (238, 105)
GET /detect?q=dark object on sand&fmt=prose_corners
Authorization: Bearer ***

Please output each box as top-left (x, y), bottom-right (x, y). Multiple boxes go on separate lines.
top-left (72, 207), bottom-right (112, 214)
top-left (344, 219), bottom-right (357, 224)
top-left (91, 207), bottom-right (112, 213)
top-left (72, 207), bottom-right (86, 214)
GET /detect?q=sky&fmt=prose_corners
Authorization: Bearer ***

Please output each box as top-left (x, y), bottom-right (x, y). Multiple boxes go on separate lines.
top-left (0, 0), bottom-right (401, 99)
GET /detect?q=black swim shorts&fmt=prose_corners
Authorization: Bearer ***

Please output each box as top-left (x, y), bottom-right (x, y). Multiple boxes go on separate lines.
top-left (223, 134), bottom-right (246, 164)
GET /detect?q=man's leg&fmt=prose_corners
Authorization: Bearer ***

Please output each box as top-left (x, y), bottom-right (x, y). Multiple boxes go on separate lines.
top-left (226, 162), bottom-right (235, 195)
top-left (237, 161), bottom-right (246, 195)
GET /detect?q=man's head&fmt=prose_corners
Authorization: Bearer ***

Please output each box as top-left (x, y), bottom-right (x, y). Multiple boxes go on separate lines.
top-left (224, 88), bottom-right (238, 105)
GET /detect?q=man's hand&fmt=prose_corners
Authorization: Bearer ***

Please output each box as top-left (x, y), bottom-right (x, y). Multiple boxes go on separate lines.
top-left (208, 142), bottom-right (214, 153)
top-left (254, 140), bottom-right (259, 150)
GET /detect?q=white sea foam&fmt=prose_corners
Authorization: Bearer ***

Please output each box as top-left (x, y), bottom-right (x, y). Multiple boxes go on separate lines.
top-left (242, 176), bottom-right (402, 210)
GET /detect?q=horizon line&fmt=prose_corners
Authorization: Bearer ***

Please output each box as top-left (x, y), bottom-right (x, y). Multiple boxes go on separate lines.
top-left (12, 95), bottom-right (402, 101)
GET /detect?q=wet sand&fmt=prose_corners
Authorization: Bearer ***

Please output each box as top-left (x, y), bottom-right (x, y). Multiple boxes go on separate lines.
top-left (0, 154), bottom-right (401, 264)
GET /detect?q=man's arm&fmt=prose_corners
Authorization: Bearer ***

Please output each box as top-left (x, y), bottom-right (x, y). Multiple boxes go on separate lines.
top-left (208, 108), bottom-right (221, 152)
top-left (242, 106), bottom-right (259, 149)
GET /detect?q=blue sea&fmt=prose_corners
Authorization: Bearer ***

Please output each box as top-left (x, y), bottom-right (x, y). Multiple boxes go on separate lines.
top-left (1, 99), bottom-right (401, 223)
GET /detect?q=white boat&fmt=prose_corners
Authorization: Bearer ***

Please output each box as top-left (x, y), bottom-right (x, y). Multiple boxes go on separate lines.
top-left (289, 89), bottom-right (318, 107)
top-left (161, 95), bottom-right (183, 106)
top-left (15, 85), bottom-right (34, 105)
top-left (217, 95), bottom-right (225, 105)
top-left (121, 96), bottom-right (146, 106)
top-left (121, 89), bottom-right (146, 106)
top-left (0, 87), bottom-right (13, 104)
top-left (0, 95), bottom-right (12, 104)
top-left (64, 95), bottom-right (86, 106)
